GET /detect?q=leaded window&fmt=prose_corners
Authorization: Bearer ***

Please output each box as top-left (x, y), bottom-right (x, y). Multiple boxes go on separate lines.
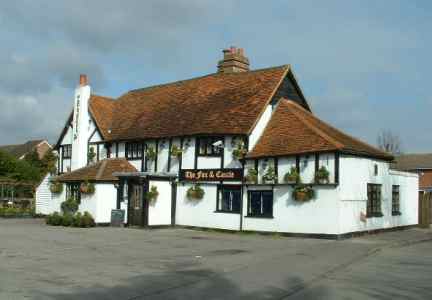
top-left (367, 183), bottom-right (382, 217)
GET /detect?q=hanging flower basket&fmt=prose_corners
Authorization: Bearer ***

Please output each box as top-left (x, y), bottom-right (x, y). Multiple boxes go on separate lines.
top-left (292, 185), bottom-right (315, 202)
top-left (262, 166), bottom-right (277, 184)
top-left (186, 184), bottom-right (205, 200)
top-left (87, 147), bottom-right (96, 163)
top-left (146, 147), bottom-right (157, 161)
top-left (80, 181), bottom-right (95, 194)
top-left (315, 166), bottom-right (330, 184)
top-left (232, 141), bottom-right (247, 160)
top-left (146, 185), bottom-right (159, 202)
top-left (170, 144), bottom-right (183, 158)
top-left (284, 167), bottom-right (300, 184)
top-left (50, 182), bottom-right (63, 194)
top-left (245, 168), bottom-right (258, 184)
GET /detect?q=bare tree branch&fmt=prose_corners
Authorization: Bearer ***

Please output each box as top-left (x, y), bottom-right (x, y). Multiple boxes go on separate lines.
top-left (377, 130), bottom-right (402, 155)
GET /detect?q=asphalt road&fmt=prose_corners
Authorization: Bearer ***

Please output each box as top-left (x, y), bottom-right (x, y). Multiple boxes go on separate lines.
top-left (0, 219), bottom-right (431, 299)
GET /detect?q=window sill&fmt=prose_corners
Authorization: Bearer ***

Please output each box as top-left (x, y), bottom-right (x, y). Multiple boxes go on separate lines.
top-left (392, 211), bottom-right (402, 216)
top-left (214, 210), bottom-right (240, 214)
top-left (245, 215), bottom-right (274, 219)
top-left (367, 212), bottom-right (383, 218)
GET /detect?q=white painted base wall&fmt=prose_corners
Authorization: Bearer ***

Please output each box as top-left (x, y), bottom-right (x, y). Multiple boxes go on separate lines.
top-left (175, 183), bottom-right (240, 230)
top-left (148, 180), bottom-right (172, 226)
top-left (36, 156), bottom-right (418, 236)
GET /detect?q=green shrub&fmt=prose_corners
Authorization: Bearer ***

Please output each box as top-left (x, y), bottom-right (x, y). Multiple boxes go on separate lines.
top-left (62, 213), bottom-right (73, 227)
top-left (61, 198), bottom-right (79, 214)
top-left (80, 181), bottom-right (95, 194)
top-left (80, 211), bottom-right (95, 228)
top-left (145, 185), bottom-right (159, 202)
top-left (72, 212), bottom-right (82, 227)
top-left (51, 212), bottom-right (63, 226)
top-left (45, 213), bottom-right (52, 225)
top-left (50, 182), bottom-right (63, 193)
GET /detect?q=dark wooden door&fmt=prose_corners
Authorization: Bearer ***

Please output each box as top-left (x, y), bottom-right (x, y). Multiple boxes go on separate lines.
top-left (129, 184), bottom-right (144, 226)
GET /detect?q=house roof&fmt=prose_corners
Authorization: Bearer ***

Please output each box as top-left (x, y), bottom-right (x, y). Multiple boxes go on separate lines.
top-left (55, 158), bottom-right (137, 182)
top-left (89, 95), bottom-right (115, 139)
top-left (0, 140), bottom-right (48, 159)
top-left (96, 65), bottom-right (301, 141)
top-left (391, 154), bottom-right (432, 171)
top-left (247, 99), bottom-right (393, 160)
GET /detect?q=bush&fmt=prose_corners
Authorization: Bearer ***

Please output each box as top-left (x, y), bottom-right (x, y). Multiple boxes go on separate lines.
top-left (61, 198), bottom-right (79, 214)
top-left (62, 213), bottom-right (73, 227)
top-left (80, 211), bottom-right (95, 228)
top-left (72, 212), bottom-right (82, 227)
top-left (51, 212), bottom-right (63, 226)
top-left (80, 181), bottom-right (95, 194)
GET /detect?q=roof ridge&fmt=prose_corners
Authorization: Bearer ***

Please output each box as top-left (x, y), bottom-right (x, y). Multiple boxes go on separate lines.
top-left (283, 99), bottom-right (344, 149)
top-left (127, 65), bottom-right (290, 95)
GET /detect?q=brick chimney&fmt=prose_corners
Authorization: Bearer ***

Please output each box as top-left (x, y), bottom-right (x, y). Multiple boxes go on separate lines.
top-left (217, 46), bottom-right (250, 73)
top-left (79, 74), bottom-right (88, 86)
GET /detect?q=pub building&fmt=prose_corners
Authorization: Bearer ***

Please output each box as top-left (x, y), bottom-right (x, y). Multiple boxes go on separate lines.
top-left (36, 47), bottom-right (419, 238)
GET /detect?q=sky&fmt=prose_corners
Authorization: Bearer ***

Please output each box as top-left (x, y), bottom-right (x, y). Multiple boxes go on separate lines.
top-left (1, 0), bottom-right (431, 153)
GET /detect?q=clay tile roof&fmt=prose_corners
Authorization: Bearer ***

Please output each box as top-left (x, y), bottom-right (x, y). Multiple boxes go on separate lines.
top-left (89, 95), bottom-right (115, 139)
top-left (105, 65), bottom-right (290, 140)
top-left (247, 99), bottom-right (394, 161)
top-left (55, 158), bottom-right (137, 182)
top-left (392, 154), bottom-right (432, 171)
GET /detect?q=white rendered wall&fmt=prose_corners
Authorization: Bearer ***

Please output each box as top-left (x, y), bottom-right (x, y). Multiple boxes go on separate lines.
top-left (197, 157), bottom-right (220, 169)
top-left (157, 139), bottom-right (170, 172)
top-left (181, 138), bottom-right (195, 169)
top-left (248, 105), bottom-right (273, 151)
top-left (298, 154), bottom-right (315, 183)
top-left (60, 126), bottom-right (73, 145)
top-left (71, 84), bottom-right (91, 171)
top-left (148, 180), bottom-right (172, 226)
top-left (49, 185), bottom-right (66, 214)
top-left (338, 155), bottom-right (418, 234)
top-left (146, 140), bottom-right (156, 171)
top-left (175, 183), bottom-right (240, 230)
top-left (169, 138), bottom-right (181, 173)
top-left (117, 142), bottom-right (126, 158)
top-left (278, 157), bottom-right (296, 183)
top-left (242, 185), bottom-right (340, 234)
top-left (96, 184), bottom-right (117, 223)
top-left (224, 136), bottom-right (243, 169)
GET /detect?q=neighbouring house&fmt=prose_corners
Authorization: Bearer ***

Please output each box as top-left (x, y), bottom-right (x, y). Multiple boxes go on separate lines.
top-left (392, 154), bottom-right (432, 193)
top-left (36, 47), bottom-right (418, 238)
top-left (0, 140), bottom-right (52, 160)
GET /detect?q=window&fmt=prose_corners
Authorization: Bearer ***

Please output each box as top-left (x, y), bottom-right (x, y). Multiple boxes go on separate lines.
top-left (247, 190), bottom-right (273, 217)
top-left (374, 164), bottom-right (378, 176)
top-left (66, 183), bottom-right (81, 204)
top-left (197, 137), bottom-right (223, 156)
top-left (63, 145), bottom-right (72, 159)
top-left (367, 184), bottom-right (382, 217)
top-left (126, 142), bottom-right (143, 159)
top-left (216, 185), bottom-right (241, 213)
top-left (392, 185), bottom-right (401, 215)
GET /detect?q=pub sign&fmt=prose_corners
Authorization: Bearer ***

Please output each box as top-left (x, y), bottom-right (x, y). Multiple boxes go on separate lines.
top-left (179, 169), bottom-right (243, 182)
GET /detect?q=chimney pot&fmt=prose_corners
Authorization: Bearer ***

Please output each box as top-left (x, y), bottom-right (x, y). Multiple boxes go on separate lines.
top-left (79, 74), bottom-right (88, 86)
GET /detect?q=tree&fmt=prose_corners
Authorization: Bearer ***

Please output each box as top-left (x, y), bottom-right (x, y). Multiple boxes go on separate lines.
top-left (377, 130), bottom-right (402, 155)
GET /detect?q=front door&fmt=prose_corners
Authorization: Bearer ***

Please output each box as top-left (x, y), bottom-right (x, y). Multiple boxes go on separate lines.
top-left (129, 184), bottom-right (144, 226)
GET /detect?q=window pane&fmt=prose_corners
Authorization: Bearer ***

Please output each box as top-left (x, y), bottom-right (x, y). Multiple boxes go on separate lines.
top-left (250, 192), bottom-right (261, 215)
top-left (221, 190), bottom-right (231, 211)
top-left (231, 190), bottom-right (241, 213)
top-left (262, 191), bottom-right (273, 216)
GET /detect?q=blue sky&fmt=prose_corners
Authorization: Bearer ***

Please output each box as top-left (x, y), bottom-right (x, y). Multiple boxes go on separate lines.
top-left (1, 0), bottom-right (431, 152)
